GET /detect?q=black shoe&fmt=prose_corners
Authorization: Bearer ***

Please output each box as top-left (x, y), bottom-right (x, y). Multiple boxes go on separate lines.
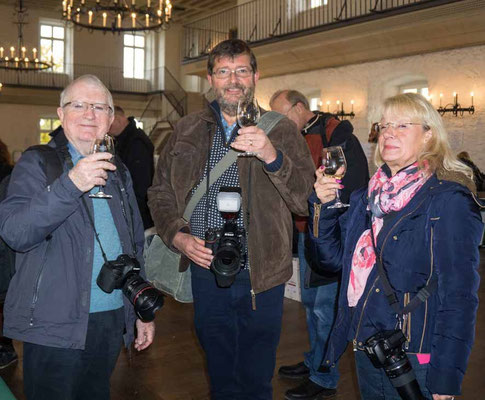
top-left (284, 379), bottom-right (337, 400)
top-left (0, 344), bottom-right (18, 369)
top-left (278, 361), bottom-right (310, 380)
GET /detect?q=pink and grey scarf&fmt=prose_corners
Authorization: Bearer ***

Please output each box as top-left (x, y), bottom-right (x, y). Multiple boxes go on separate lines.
top-left (347, 162), bottom-right (431, 307)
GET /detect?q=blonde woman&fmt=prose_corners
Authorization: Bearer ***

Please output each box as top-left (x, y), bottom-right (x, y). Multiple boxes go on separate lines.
top-left (309, 93), bottom-right (482, 400)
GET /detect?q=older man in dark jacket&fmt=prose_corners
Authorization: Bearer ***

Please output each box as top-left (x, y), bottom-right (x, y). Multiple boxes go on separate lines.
top-left (0, 75), bottom-right (155, 400)
top-left (271, 89), bottom-right (369, 400)
top-left (109, 105), bottom-right (154, 230)
top-left (148, 39), bottom-right (315, 400)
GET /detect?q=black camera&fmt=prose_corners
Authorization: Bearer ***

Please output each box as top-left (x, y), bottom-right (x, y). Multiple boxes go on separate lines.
top-left (97, 254), bottom-right (164, 322)
top-left (205, 188), bottom-right (246, 288)
top-left (363, 330), bottom-right (426, 400)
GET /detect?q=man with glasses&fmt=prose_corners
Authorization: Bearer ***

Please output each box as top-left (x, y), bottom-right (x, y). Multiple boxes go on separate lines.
top-left (270, 89), bottom-right (369, 400)
top-left (148, 40), bottom-right (314, 400)
top-left (0, 75), bottom-right (155, 399)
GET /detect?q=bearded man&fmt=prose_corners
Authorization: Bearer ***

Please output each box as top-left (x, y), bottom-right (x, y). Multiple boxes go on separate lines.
top-left (148, 39), bottom-right (314, 400)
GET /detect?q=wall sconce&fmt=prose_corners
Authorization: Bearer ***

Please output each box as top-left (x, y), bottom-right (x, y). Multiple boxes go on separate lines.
top-left (437, 92), bottom-right (475, 116)
top-left (0, 83), bottom-right (2, 93)
top-left (333, 100), bottom-right (355, 120)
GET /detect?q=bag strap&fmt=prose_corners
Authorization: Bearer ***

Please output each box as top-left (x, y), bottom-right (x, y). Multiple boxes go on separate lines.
top-left (369, 221), bottom-right (437, 317)
top-left (182, 111), bottom-right (284, 221)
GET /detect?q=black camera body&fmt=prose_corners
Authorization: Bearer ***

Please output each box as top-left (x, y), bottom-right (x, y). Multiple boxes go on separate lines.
top-left (363, 330), bottom-right (426, 400)
top-left (205, 221), bottom-right (246, 288)
top-left (204, 187), bottom-right (246, 288)
top-left (97, 254), bottom-right (164, 322)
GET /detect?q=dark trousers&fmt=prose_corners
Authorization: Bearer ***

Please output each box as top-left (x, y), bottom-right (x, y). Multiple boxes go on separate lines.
top-left (23, 307), bottom-right (125, 400)
top-left (354, 350), bottom-right (433, 400)
top-left (191, 266), bottom-right (285, 400)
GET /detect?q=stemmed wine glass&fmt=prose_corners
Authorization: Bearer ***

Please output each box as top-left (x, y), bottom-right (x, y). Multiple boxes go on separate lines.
top-left (237, 96), bottom-right (260, 157)
top-left (89, 134), bottom-right (115, 199)
top-left (322, 146), bottom-right (349, 209)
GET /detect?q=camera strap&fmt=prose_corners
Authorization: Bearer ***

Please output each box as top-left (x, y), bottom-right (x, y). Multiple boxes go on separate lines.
top-left (369, 221), bottom-right (437, 318)
top-left (79, 157), bottom-right (138, 264)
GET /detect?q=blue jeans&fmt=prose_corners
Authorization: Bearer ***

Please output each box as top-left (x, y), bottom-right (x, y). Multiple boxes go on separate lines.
top-left (354, 350), bottom-right (432, 400)
top-left (191, 266), bottom-right (285, 400)
top-left (298, 232), bottom-right (340, 389)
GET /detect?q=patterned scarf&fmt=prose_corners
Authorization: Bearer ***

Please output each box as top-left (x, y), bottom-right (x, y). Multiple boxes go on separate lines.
top-left (347, 162), bottom-right (431, 307)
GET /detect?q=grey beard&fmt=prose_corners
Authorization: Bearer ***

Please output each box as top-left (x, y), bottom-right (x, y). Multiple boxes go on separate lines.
top-left (216, 86), bottom-right (255, 117)
top-left (219, 98), bottom-right (238, 116)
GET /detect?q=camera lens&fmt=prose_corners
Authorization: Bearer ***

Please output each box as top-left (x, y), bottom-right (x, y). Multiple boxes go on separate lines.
top-left (213, 240), bottom-right (242, 277)
top-left (123, 273), bottom-right (164, 322)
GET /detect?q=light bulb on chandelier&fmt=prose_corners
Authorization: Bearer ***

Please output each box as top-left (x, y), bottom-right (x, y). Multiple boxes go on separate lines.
top-left (61, 0), bottom-right (173, 32)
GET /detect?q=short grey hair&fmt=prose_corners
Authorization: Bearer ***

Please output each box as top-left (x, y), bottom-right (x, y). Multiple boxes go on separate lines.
top-left (59, 74), bottom-right (114, 111)
top-left (269, 89), bottom-right (310, 110)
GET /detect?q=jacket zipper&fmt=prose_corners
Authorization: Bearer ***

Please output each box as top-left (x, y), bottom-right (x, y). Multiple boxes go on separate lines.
top-left (29, 241), bottom-right (51, 326)
top-left (419, 224), bottom-right (434, 352)
top-left (352, 197), bottom-right (427, 348)
top-left (313, 203), bottom-right (322, 238)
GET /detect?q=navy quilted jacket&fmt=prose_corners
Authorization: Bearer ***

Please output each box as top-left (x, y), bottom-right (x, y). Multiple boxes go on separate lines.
top-left (309, 173), bottom-right (482, 395)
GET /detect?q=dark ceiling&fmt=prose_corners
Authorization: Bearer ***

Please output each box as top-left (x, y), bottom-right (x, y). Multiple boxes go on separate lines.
top-left (0, 0), bottom-right (237, 24)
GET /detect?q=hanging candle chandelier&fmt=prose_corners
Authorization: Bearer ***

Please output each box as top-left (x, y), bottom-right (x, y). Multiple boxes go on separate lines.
top-left (61, 0), bottom-right (173, 32)
top-left (0, 0), bottom-right (52, 71)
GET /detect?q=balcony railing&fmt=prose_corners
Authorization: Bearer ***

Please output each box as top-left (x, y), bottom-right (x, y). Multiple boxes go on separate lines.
top-left (0, 63), bottom-right (180, 96)
top-left (183, 0), bottom-right (456, 60)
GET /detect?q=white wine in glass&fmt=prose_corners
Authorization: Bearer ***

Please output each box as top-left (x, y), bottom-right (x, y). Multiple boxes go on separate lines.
top-left (236, 96), bottom-right (260, 157)
top-left (322, 146), bottom-right (349, 208)
top-left (89, 134), bottom-right (115, 199)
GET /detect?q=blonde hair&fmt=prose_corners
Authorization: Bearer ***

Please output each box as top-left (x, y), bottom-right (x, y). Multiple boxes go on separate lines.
top-left (374, 93), bottom-right (473, 180)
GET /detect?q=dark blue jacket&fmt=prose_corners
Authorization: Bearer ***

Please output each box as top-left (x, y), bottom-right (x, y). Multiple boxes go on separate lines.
top-left (308, 173), bottom-right (482, 395)
top-left (0, 129), bottom-right (145, 349)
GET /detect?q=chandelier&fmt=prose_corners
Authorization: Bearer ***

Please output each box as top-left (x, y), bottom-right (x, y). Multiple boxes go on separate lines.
top-left (0, 0), bottom-right (52, 71)
top-left (62, 0), bottom-right (173, 32)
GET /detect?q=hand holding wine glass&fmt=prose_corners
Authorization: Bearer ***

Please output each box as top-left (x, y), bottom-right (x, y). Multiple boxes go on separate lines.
top-left (235, 97), bottom-right (260, 157)
top-left (89, 134), bottom-right (115, 199)
top-left (322, 146), bottom-right (349, 208)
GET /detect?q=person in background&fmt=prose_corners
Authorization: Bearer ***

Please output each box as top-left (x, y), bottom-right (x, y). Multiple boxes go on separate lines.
top-left (0, 139), bottom-right (18, 370)
top-left (270, 89), bottom-right (368, 400)
top-left (457, 151), bottom-right (485, 192)
top-left (310, 93), bottom-right (482, 400)
top-left (0, 75), bottom-right (155, 400)
top-left (148, 39), bottom-right (315, 400)
top-left (109, 105), bottom-right (155, 230)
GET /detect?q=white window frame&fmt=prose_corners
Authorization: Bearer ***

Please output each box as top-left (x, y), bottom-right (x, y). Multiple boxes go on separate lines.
top-left (39, 19), bottom-right (72, 75)
top-left (399, 81), bottom-right (429, 98)
top-left (123, 33), bottom-right (146, 79)
top-left (39, 117), bottom-right (61, 144)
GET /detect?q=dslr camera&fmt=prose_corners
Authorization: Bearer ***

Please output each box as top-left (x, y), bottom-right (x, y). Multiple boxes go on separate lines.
top-left (205, 187), bottom-right (246, 288)
top-left (97, 254), bottom-right (164, 322)
top-left (363, 329), bottom-right (426, 400)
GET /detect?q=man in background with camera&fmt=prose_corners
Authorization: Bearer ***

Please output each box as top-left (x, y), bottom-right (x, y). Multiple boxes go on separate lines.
top-left (148, 39), bottom-right (314, 399)
top-left (270, 89), bottom-right (368, 400)
top-left (0, 75), bottom-right (157, 400)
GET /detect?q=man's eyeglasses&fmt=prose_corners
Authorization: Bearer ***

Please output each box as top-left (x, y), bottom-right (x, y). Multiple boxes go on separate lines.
top-left (212, 67), bottom-right (252, 79)
top-left (62, 101), bottom-right (113, 115)
top-left (375, 122), bottom-right (429, 134)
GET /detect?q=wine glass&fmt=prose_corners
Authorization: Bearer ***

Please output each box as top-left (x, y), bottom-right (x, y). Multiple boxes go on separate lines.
top-left (89, 134), bottom-right (115, 199)
top-left (322, 146), bottom-right (349, 209)
top-left (237, 96), bottom-right (260, 157)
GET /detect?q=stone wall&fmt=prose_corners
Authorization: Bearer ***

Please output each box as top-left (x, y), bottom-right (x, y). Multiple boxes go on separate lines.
top-left (256, 45), bottom-right (485, 172)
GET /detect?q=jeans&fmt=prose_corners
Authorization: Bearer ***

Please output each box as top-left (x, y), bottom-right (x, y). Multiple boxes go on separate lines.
top-left (354, 350), bottom-right (433, 400)
top-left (23, 308), bottom-right (124, 400)
top-left (191, 265), bottom-right (285, 400)
top-left (298, 232), bottom-right (340, 389)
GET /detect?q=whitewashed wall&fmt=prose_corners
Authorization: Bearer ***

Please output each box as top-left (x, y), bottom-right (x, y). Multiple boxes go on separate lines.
top-left (256, 45), bottom-right (485, 172)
